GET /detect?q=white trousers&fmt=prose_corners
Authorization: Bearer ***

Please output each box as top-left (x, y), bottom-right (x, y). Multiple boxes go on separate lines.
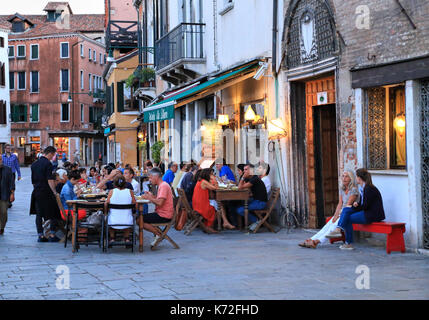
top-left (310, 217), bottom-right (339, 245)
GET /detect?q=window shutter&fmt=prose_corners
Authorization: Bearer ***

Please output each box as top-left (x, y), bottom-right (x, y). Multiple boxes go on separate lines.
top-left (0, 101), bottom-right (6, 124)
top-left (0, 63), bottom-right (4, 86)
top-left (106, 85), bottom-right (111, 115)
top-left (89, 106), bottom-right (94, 123)
top-left (31, 104), bottom-right (39, 122)
top-left (11, 105), bottom-right (18, 122)
top-left (117, 82), bottom-right (124, 113)
top-left (23, 105), bottom-right (28, 122)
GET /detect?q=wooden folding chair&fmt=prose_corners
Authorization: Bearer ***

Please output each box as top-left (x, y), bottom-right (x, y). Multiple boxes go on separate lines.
top-left (177, 188), bottom-right (205, 236)
top-left (149, 205), bottom-right (180, 250)
top-left (252, 187), bottom-right (280, 233)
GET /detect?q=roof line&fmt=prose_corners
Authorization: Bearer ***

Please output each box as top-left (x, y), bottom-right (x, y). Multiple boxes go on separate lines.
top-left (8, 32), bottom-right (105, 48)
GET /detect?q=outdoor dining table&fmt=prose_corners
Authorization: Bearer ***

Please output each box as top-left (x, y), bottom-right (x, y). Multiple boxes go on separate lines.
top-left (210, 188), bottom-right (251, 230)
top-left (66, 198), bottom-right (150, 253)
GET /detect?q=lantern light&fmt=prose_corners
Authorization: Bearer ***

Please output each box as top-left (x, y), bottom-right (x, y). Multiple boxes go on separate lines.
top-left (244, 106), bottom-right (256, 122)
top-left (268, 118), bottom-right (287, 140)
top-left (218, 114), bottom-right (229, 126)
top-left (393, 113), bottom-right (406, 136)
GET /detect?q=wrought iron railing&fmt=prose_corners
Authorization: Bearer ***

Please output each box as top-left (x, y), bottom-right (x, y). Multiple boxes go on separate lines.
top-left (155, 23), bottom-right (205, 70)
top-left (93, 89), bottom-right (105, 100)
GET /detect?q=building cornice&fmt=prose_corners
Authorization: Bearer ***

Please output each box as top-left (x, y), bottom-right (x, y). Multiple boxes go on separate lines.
top-left (8, 32), bottom-right (105, 48)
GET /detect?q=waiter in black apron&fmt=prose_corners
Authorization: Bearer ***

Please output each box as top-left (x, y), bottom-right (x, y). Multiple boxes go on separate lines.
top-left (29, 146), bottom-right (62, 242)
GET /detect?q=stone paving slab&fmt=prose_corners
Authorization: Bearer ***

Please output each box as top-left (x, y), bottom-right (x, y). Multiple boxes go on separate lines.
top-left (0, 168), bottom-right (428, 300)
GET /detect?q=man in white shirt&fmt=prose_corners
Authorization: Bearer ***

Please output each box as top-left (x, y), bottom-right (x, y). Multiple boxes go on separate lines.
top-left (257, 162), bottom-right (271, 195)
top-left (124, 167), bottom-right (141, 196)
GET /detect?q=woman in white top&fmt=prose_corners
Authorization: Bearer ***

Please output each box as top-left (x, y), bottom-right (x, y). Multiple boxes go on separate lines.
top-left (106, 175), bottom-right (136, 244)
top-left (299, 171), bottom-right (359, 249)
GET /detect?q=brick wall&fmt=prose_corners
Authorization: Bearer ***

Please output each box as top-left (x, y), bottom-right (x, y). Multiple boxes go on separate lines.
top-left (282, 0), bottom-right (429, 173)
top-left (335, 0), bottom-right (429, 70)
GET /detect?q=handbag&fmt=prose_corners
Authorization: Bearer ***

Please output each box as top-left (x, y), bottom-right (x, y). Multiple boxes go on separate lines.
top-left (175, 207), bottom-right (187, 231)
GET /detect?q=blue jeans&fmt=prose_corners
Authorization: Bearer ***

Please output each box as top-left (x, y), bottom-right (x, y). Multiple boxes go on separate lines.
top-left (236, 199), bottom-right (267, 223)
top-left (337, 207), bottom-right (367, 244)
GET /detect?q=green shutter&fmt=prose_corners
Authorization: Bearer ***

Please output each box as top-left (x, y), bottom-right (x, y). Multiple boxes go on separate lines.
top-left (117, 82), bottom-right (124, 113)
top-left (23, 105), bottom-right (28, 122)
top-left (11, 105), bottom-right (17, 122)
top-left (12, 105), bottom-right (20, 122)
top-left (106, 86), bottom-right (111, 115)
top-left (31, 104), bottom-right (39, 122)
top-left (89, 106), bottom-right (94, 123)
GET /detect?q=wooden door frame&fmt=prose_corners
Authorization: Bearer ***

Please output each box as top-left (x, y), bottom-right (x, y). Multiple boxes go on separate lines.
top-left (305, 75), bottom-right (337, 228)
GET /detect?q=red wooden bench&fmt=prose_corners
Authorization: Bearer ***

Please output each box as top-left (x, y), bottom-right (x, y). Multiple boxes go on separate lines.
top-left (325, 217), bottom-right (406, 254)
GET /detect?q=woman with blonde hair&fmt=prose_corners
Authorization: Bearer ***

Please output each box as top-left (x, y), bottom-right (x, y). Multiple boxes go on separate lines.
top-left (299, 171), bottom-right (359, 249)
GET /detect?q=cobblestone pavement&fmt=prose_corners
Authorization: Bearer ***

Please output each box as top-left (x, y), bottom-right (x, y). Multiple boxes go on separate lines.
top-left (0, 168), bottom-right (428, 300)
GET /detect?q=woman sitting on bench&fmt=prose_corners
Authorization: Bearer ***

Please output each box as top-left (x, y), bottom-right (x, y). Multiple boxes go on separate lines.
top-left (299, 171), bottom-right (359, 249)
top-left (326, 168), bottom-right (385, 250)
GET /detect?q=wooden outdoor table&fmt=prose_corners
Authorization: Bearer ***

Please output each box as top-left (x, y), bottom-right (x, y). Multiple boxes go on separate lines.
top-left (211, 189), bottom-right (250, 230)
top-left (135, 199), bottom-right (150, 252)
top-left (66, 199), bottom-right (149, 253)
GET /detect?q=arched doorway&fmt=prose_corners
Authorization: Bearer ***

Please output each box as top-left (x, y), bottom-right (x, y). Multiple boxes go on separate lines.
top-left (284, 0), bottom-right (339, 228)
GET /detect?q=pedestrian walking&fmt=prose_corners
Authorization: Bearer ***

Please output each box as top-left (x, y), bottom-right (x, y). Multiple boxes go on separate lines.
top-left (2, 144), bottom-right (21, 209)
top-left (29, 146), bottom-right (62, 242)
top-left (2, 144), bottom-right (21, 182)
top-left (0, 155), bottom-right (15, 235)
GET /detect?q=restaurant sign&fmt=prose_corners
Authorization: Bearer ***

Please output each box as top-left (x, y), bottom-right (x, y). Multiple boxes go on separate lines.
top-left (144, 105), bottom-right (175, 123)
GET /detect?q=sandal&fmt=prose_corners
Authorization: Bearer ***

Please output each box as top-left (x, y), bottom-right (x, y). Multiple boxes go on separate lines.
top-left (308, 240), bottom-right (318, 249)
top-left (299, 239), bottom-right (312, 248)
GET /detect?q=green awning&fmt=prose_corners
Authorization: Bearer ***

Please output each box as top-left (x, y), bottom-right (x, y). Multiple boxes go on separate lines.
top-left (142, 62), bottom-right (258, 123)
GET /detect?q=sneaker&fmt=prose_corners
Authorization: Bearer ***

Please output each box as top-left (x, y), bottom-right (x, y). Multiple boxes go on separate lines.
top-left (339, 244), bottom-right (354, 250)
top-left (150, 235), bottom-right (161, 247)
top-left (48, 235), bottom-right (61, 243)
top-left (38, 236), bottom-right (49, 243)
top-left (248, 221), bottom-right (260, 232)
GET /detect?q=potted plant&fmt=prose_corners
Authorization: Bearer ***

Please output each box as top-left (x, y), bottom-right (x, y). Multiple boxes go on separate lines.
top-left (126, 68), bottom-right (156, 89)
top-left (150, 140), bottom-right (164, 164)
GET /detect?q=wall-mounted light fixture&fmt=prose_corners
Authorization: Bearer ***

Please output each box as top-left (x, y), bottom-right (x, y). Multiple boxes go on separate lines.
top-left (244, 105), bottom-right (256, 122)
top-left (218, 114), bottom-right (229, 126)
top-left (268, 118), bottom-right (287, 140)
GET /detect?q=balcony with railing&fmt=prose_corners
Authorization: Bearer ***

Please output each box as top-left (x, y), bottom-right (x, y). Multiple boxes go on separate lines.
top-left (155, 23), bottom-right (205, 84)
top-left (106, 20), bottom-right (138, 51)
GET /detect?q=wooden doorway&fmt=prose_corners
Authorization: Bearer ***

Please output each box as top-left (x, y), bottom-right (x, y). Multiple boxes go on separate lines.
top-left (305, 75), bottom-right (337, 228)
top-left (313, 104), bottom-right (339, 228)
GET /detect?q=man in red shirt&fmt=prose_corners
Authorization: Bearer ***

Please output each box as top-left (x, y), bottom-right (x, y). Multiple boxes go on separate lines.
top-left (141, 167), bottom-right (174, 247)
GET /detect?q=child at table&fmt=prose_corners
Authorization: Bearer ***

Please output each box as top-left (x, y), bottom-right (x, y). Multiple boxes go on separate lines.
top-left (60, 170), bottom-right (86, 221)
top-left (106, 175), bottom-right (136, 244)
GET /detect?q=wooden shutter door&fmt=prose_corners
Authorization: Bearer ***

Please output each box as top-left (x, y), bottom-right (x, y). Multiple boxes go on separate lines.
top-left (117, 82), bottom-right (124, 112)
top-left (0, 101), bottom-right (6, 124)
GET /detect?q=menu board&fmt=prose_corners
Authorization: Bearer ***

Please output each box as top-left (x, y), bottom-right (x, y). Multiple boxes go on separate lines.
top-left (201, 119), bottom-right (223, 160)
